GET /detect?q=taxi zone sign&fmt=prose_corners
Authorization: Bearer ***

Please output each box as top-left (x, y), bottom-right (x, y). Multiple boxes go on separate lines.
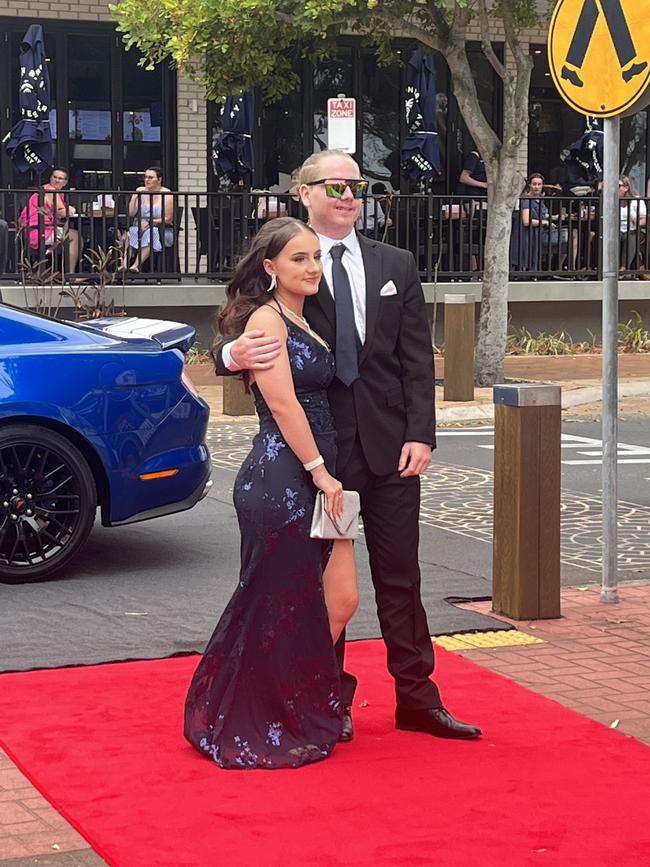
top-left (327, 98), bottom-right (356, 153)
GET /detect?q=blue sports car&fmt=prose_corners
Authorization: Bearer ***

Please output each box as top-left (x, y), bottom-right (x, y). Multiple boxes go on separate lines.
top-left (0, 303), bottom-right (211, 583)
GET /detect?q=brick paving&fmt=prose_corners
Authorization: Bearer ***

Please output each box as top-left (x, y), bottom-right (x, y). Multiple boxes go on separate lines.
top-left (0, 749), bottom-right (104, 864)
top-left (458, 581), bottom-right (650, 744)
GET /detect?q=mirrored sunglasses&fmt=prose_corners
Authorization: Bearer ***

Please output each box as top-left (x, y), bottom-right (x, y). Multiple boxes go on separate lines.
top-left (306, 179), bottom-right (369, 199)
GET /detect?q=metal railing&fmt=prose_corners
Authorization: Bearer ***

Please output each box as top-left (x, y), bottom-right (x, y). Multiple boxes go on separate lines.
top-left (1, 187), bottom-right (648, 285)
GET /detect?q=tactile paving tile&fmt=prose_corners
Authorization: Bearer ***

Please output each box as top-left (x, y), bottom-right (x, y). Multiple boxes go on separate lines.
top-left (433, 630), bottom-right (545, 651)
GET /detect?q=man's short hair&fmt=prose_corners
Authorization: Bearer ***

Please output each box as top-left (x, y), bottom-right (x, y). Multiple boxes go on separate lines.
top-left (299, 150), bottom-right (359, 185)
top-left (51, 166), bottom-right (69, 179)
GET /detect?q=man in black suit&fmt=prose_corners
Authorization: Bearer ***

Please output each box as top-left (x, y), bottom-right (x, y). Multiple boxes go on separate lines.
top-left (216, 149), bottom-right (480, 741)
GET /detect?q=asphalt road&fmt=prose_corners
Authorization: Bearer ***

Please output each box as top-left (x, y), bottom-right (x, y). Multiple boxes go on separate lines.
top-left (3, 414), bottom-right (648, 672)
top-left (435, 416), bottom-right (650, 502)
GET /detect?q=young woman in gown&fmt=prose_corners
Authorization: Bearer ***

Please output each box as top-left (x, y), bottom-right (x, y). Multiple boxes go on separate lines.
top-left (184, 218), bottom-right (358, 769)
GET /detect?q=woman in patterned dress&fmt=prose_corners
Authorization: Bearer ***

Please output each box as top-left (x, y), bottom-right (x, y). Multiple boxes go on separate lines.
top-left (184, 218), bottom-right (358, 769)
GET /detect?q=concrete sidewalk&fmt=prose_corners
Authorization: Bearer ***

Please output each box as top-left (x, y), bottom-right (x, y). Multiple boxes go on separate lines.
top-left (1, 353), bottom-right (649, 865)
top-left (188, 352), bottom-right (650, 424)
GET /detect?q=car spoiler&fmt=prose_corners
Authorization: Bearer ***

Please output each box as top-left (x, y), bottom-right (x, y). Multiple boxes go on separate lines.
top-left (75, 317), bottom-right (196, 353)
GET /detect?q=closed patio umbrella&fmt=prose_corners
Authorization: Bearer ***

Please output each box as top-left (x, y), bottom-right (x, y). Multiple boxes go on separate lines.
top-left (212, 92), bottom-right (255, 183)
top-left (563, 117), bottom-right (604, 188)
top-left (401, 51), bottom-right (441, 181)
top-left (2, 24), bottom-right (53, 176)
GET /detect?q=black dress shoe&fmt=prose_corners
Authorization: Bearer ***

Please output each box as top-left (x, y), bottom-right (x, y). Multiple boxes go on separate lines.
top-left (561, 65), bottom-right (584, 88)
top-left (622, 61), bottom-right (648, 83)
top-left (339, 705), bottom-right (354, 742)
top-left (395, 707), bottom-right (481, 740)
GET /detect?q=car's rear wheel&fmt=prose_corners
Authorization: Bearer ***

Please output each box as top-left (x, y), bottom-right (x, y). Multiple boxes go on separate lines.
top-left (0, 425), bottom-right (97, 584)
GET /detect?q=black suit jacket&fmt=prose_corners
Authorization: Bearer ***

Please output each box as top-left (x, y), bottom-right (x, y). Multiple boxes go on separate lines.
top-left (215, 232), bottom-right (436, 476)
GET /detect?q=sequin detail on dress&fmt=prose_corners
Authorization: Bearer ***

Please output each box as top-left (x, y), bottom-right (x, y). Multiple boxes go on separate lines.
top-left (184, 315), bottom-right (343, 769)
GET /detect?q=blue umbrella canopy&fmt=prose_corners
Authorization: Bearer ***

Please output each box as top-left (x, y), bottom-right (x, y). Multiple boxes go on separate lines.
top-left (401, 51), bottom-right (441, 181)
top-left (2, 24), bottom-right (53, 176)
top-left (212, 92), bottom-right (255, 182)
top-left (563, 116), bottom-right (604, 187)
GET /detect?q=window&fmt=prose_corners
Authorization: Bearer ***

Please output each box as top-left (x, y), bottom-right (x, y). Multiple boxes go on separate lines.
top-left (0, 20), bottom-right (175, 191)
top-left (122, 47), bottom-right (165, 190)
top-left (360, 50), bottom-right (401, 188)
top-left (67, 34), bottom-right (113, 189)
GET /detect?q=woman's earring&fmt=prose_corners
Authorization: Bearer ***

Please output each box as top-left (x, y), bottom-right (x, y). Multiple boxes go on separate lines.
top-left (267, 274), bottom-right (277, 293)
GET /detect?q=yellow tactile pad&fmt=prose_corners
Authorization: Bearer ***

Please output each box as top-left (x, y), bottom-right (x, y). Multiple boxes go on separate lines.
top-left (432, 630), bottom-right (544, 651)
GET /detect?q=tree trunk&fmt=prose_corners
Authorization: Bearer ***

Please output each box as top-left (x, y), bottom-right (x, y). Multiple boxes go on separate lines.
top-left (475, 186), bottom-right (512, 385)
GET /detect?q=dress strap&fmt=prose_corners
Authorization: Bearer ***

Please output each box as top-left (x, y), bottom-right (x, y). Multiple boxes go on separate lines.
top-left (267, 298), bottom-right (292, 326)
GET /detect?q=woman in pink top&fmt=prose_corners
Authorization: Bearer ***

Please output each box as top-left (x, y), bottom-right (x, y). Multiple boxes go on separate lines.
top-left (21, 167), bottom-right (81, 273)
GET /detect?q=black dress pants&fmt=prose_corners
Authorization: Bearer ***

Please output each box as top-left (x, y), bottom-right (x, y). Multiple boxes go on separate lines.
top-left (336, 436), bottom-right (442, 710)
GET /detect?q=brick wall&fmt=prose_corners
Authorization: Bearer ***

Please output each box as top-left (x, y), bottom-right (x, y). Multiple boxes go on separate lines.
top-left (3, 1), bottom-right (112, 21)
top-left (176, 75), bottom-right (208, 270)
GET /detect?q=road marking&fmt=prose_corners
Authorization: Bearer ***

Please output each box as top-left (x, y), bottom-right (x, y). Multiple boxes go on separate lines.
top-left (441, 428), bottom-right (650, 465)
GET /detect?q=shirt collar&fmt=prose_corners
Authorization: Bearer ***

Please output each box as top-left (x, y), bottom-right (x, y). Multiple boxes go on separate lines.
top-left (316, 228), bottom-right (360, 259)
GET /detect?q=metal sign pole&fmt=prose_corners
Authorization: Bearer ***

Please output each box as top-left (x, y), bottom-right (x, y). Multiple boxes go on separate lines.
top-left (601, 115), bottom-right (620, 604)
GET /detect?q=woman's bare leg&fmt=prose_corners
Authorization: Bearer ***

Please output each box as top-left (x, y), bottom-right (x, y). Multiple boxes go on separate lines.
top-left (131, 245), bottom-right (151, 271)
top-left (323, 540), bottom-right (358, 644)
top-left (66, 228), bottom-right (81, 273)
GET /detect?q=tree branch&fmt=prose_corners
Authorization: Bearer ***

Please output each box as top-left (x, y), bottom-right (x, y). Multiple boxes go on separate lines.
top-left (451, 1), bottom-right (472, 37)
top-left (500, 0), bottom-right (533, 134)
top-left (427, 0), bottom-right (451, 42)
top-left (372, 8), bottom-right (444, 53)
top-left (477, 0), bottom-right (507, 81)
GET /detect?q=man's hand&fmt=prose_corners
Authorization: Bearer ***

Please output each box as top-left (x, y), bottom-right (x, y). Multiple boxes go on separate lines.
top-left (231, 330), bottom-right (282, 370)
top-left (398, 442), bottom-right (432, 478)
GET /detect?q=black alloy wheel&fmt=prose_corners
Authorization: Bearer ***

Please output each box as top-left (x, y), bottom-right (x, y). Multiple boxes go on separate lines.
top-left (0, 424), bottom-right (97, 584)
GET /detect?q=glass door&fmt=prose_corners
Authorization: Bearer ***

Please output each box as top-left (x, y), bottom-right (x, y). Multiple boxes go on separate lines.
top-left (67, 33), bottom-right (113, 190)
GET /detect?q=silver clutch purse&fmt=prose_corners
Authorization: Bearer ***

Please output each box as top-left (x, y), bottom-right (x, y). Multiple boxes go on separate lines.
top-left (310, 490), bottom-right (360, 540)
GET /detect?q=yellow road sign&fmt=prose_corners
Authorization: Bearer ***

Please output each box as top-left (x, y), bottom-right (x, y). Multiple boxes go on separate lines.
top-left (548, 0), bottom-right (650, 117)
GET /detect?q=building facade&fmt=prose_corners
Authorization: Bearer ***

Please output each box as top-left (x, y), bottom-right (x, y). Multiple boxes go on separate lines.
top-left (1, 3), bottom-right (649, 196)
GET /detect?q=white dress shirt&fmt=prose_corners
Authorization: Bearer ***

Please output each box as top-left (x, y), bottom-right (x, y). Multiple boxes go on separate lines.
top-left (319, 228), bottom-right (367, 344)
top-left (224, 228), bottom-right (367, 370)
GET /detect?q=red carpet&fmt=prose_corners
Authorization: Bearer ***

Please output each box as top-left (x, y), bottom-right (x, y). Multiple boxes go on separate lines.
top-left (1, 640), bottom-right (650, 867)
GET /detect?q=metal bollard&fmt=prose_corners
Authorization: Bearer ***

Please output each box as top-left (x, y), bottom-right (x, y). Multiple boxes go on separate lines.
top-left (492, 383), bottom-right (561, 620)
top-left (443, 294), bottom-right (475, 401)
top-left (222, 376), bottom-right (256, 416)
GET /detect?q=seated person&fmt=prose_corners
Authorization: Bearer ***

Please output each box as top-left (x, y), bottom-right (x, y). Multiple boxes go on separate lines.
top-left (286, 167), bottom-right (304, 219)
top-left (20, 167), bottom-right (81, 273)
top-left (356, 182), bottom-right (391, 236)
top-left (520, 172), bottom-right (577, 272)
top-left (0, 216), bottom-right (8, 276)
top-left (458, 149), bottom-right (488, 199)
top-left (619, 176), bottom-right (646, 271)
top-left (123, 166), bottom-right (174, 272)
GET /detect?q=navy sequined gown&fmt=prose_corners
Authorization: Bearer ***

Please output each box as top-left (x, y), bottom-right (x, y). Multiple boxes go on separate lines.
top-left (184, 312), bottom-right (343, 769)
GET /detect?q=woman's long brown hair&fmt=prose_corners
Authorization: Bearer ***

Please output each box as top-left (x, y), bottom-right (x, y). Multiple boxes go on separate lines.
top-left (215, 218), bottom-right (317, 385)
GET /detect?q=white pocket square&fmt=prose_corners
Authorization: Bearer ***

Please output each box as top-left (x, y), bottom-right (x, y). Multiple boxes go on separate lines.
top-left (380, 280), bottom-right (398, 297)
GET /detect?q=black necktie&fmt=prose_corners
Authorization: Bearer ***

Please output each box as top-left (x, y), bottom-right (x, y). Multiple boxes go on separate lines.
top-left (330, 244), bottom-right (359, 387)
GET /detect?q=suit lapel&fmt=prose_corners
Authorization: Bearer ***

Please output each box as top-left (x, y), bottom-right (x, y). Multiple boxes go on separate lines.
top-left (357, 233), bottom-right (382, 365)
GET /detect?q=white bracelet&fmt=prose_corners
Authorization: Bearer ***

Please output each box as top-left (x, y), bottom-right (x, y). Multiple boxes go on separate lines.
top-left (303, 455), bottom-right (325, 471)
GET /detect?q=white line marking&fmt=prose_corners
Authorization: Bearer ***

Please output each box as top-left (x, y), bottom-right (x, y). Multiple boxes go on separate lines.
top-left (563, 458), bottom-right (650, 465)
